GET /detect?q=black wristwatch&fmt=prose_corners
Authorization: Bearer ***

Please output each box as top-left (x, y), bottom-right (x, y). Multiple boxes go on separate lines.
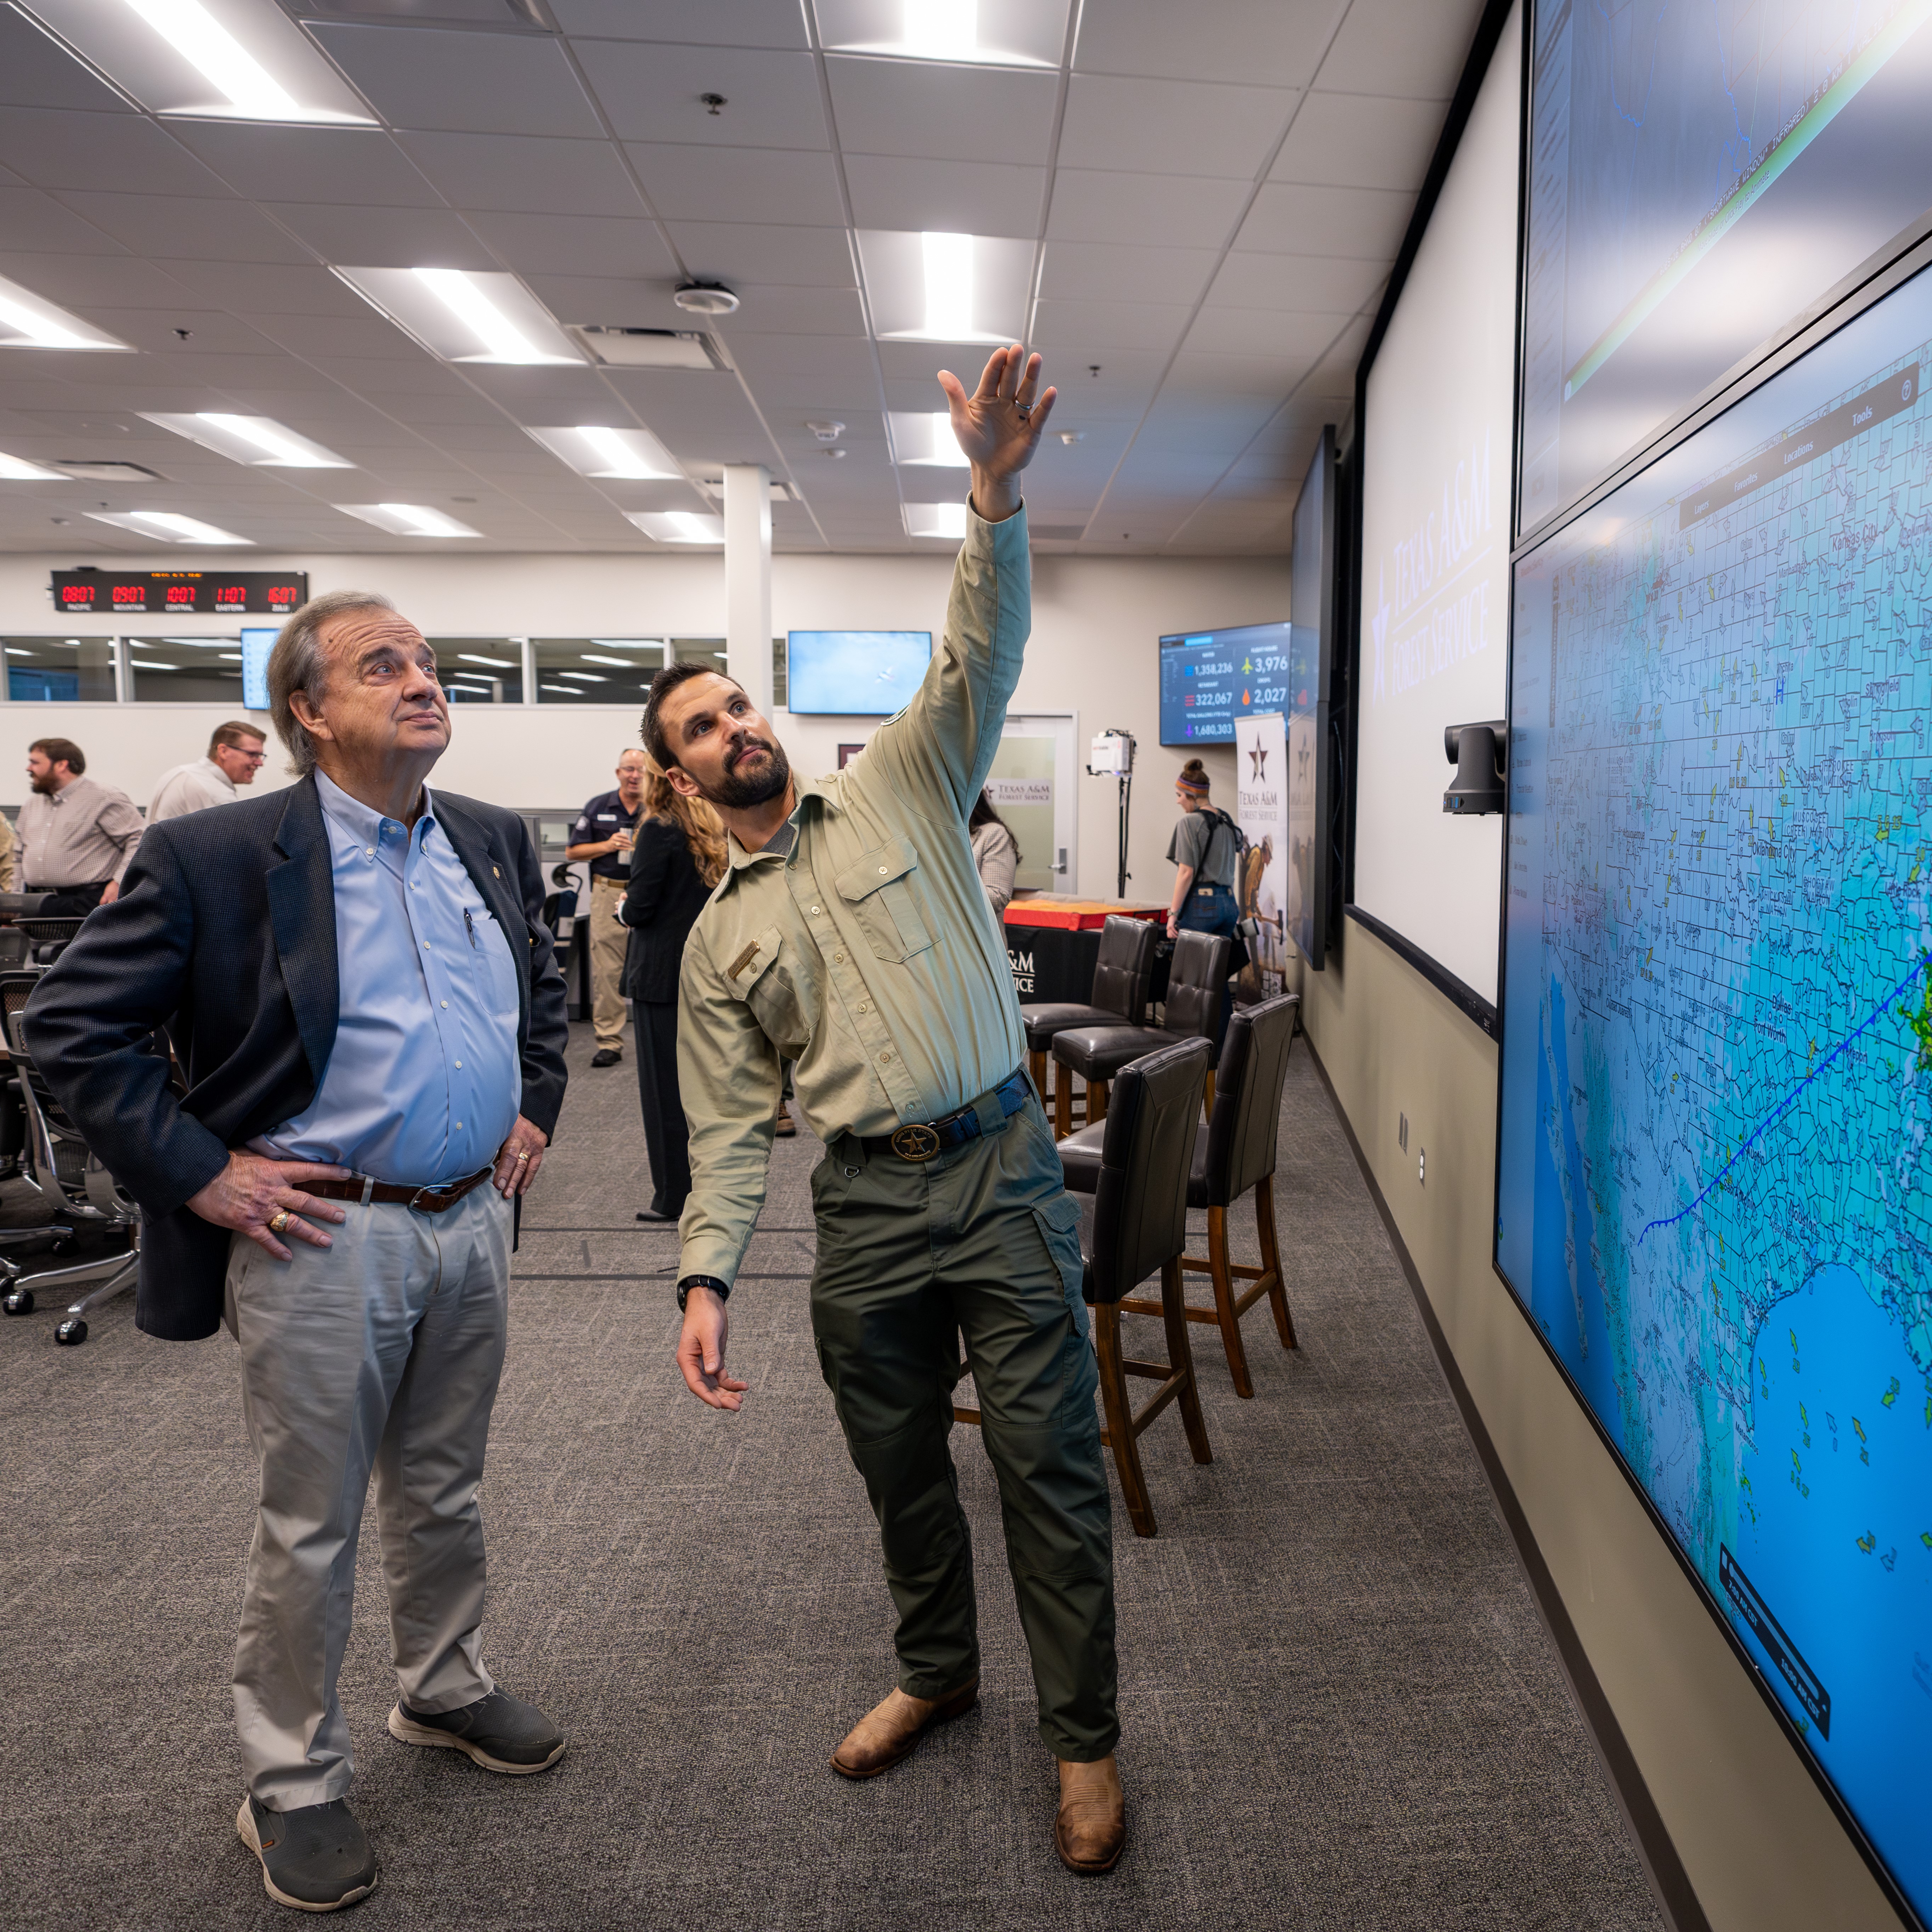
top-left (676, 1274), bottom-right (731, 1313)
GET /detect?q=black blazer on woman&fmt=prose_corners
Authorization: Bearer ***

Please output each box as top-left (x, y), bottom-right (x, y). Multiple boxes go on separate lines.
top-left (619, 815), bottom-right (713, 1004)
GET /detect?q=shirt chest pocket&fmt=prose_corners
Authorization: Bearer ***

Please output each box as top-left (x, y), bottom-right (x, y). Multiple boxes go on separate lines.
top-left (728, 923), bottom-right (808, 1050)
top-left (464, 904), bottom-right (520, 1019)
top-left (834, 835), bottom-right (934, 965)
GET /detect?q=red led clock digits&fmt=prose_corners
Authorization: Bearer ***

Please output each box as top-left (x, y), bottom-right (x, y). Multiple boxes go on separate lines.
top-left (112, 584), bottom-right (143, 604)
top-left (166, 584), bottom-right (196, 605)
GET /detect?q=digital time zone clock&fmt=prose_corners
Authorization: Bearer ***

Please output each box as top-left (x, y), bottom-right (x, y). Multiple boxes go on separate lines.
top-left (50, 570), bottom-right (308, 616)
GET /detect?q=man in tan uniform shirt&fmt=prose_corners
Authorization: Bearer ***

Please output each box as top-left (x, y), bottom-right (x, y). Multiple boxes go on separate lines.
top-left (656, 348), bottom-right (1126, 1875)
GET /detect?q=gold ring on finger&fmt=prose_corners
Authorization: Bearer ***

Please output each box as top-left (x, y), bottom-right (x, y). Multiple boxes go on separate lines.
top-left (268, 1210), bottom-right (292, 1235)
top-left (516, 1151), bottom-right (530, 1163)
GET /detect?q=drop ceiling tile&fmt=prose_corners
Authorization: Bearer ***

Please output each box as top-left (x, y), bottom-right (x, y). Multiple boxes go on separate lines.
top-left (1235, 181), bottom-right (1412, 259)
top-left (1184, 306), bottom-right (1356, 360)
top-left (1, 186), bottom-right (130, 255)
top-left (457, 365), bottom-right (611, 412)
top-left (1316, 0), bottom-right (1486, 100)
top-left (155, 261), bottom-right (372, 316)
top-left (1072, 0), bottom-right (1347, 88)
top-left (844, 156), bottom-right (1045, 240)
top-left (1270, 90), bottom-right (1447, 190)
top-left (398, 134), bottom-right (646, 219)
top-left (243, 311), bottom-right (428, 360)
top-left (1039, 242), bottom-right (1220, 308)
top-left (875, 341), bottom-right (1032, 391)
top-left (164, 126), bottom-right (437, 208)
top-left (266, 204), bottom-right (499, 271)
top-left (459, 211), bottom-right (679, 279)
top-left (1044, 169), bottom-right (1251, 249)
top-left (309, 25), bottom-right (604, 138)
top-left (554, 0), bottom-right (809, 44)
top-left (1162, 346), bottom-right (1318, 400)
top-left (625, 143), bottom-right (846, 227)
top-left (582, 45), bottom-right (830, 149)
top-left (725, 333), bottom-right (877, 386)
top-left (664, 222), bottom-right (854, 288)
top-left (524, 275), bottom-right (688, 329)
top-left (53, 192), bottom-right (310, 263)
top-left (1208, 250), bottom-right (1388, 312)
top-left (69, 308), bottom-right (279, 356)
top-left (0, 8), bottom-right (131, 112)
top-left (716, 285), bottom-right (868, 335)
top-left (0, 251), bottom-right (196, 308)
top-left (373, 392), bottom-right (511, 426)
top-left (1032, 299), bottom-right (1191, 354)
top-left (1058, 76), bottom-right (1295, 179)
top-left (0, 111), bottom-right (237, 198)
top-left (826, 57), bottom-right (1059, 165)
top-left (302, 356), bottom-right (469, 394)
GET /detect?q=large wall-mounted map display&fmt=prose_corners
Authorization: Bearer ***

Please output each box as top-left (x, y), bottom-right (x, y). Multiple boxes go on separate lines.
top-left (1498, 261), bottom-right (1932, 1926)
top-left (1521, 0), bottom-right (1932, 537)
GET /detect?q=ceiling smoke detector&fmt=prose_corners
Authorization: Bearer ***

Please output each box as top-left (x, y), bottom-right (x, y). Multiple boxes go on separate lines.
top-left (1058, 430), bottom-right (1084, 445)
top-left (566, 326), bottom-right (727, 371)
top-left (806, 420), bottom-right (844, 443)
top-left (673, 282), bottom-right (740, 317)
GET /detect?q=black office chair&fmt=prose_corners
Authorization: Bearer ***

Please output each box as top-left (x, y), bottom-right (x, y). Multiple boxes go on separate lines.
top-left (17, 916), bottom-right (86, 965)
top-left (1059, 993), bottom-right (1300, 1398)
top-left (0, 982), bottom-right (138, 1343)
top-left (1050, 930), bottom-right (1233, 1132)
top-left (954, 1036), bottom-right (1214, 1539)
top-left (0, 893), bottom-right (55, 922)
top-left (1017, 914), bottom-right (1158, 1135)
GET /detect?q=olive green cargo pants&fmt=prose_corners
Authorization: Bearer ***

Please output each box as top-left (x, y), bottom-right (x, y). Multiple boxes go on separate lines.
top-left (810, 1090), bottom-right (1118, 1762)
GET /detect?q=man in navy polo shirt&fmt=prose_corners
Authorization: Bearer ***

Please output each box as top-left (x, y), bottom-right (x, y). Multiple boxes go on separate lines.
top-left (565, 748), bottom-right (648, 1068)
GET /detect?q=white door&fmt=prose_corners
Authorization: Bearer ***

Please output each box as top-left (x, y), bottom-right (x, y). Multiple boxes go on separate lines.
top-left (986, 713), bottom-right (1077, 894)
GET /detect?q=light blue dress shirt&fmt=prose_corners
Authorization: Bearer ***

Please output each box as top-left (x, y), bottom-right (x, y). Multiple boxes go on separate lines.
top-left (256, 772), bottom-right (521, 1185)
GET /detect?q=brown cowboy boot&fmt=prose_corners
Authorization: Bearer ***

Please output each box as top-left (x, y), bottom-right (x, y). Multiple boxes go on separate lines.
top-left (1055, 1754), bottom-right (1127, 1874)
top-left (829, 1679), bottom-right (978, 1779)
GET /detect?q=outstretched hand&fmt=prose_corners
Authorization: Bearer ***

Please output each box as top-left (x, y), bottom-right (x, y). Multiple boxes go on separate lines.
top-left (937, 345), bottom-right (1056, 522)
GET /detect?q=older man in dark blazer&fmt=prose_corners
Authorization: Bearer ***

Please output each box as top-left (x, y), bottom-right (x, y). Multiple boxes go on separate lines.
top-left (26, 589), bottom-right (568, 1914)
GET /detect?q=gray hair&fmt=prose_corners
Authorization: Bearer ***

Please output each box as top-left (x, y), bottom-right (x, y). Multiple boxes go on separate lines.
top-left (268, 589), bottom-right (396, 776)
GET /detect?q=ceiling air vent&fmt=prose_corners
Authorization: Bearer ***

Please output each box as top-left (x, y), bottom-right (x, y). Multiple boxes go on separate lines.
top-left (568, 327), bottom-right (728, 372)
top-left (52, 459), bottom-right (167, 483)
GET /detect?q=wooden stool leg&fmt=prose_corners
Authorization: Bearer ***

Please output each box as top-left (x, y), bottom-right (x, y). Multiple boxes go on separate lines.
top-left (1028, 1047), bottom-right (1047, 1107)
top-left (1054, 1064), bottom-right (1072, 1139)
top-left (1207, 1204), bottom-right (1255, 1397)
top-left (1257, 1173), bottom-right (1295, 1349)
top-left (1160, 1257), bottom-right (1212, 1464)
top-left (1087, 1077), bottom-right (1110, 1125)
top-left (1093, 1301), bottom-right (1157, 1538)
top-left (1202, 1069), bottom-right (1216, 1119)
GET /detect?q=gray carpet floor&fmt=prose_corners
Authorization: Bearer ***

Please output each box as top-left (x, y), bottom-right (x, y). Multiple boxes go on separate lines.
top-left (0, 1024), bottom-right (1666, 1931)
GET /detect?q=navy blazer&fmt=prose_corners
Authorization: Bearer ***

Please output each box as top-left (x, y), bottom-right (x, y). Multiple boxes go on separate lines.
top-left (23, 775), bottom-right (569, 1342)
top-left (618, 815), bottom-right (713, 1006)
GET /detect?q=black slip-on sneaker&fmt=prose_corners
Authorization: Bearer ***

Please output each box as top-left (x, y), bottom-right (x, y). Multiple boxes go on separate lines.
top-left (590, 1047), bottom-right (622, 1068)
top-left (236, 1795), bottom-right (377, 1913)
top-left (388, 1688), bottom-right (565, 1774)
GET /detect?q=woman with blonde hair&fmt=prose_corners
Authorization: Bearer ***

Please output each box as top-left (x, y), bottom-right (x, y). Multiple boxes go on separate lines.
top-left (619, 759), bottom-right (727, 1220)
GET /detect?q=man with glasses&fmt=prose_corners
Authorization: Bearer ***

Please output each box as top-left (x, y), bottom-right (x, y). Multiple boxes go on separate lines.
top-left (149, 721), bottom-right (269, 821)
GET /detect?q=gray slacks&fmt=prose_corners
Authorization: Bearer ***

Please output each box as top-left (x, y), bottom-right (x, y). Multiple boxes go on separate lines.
top-left (222, 1185), bottom-right (511, 1811)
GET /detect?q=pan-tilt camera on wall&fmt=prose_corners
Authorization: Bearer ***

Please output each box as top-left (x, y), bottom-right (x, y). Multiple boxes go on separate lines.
top-left (1443, 721), bottom-right (1507, 815)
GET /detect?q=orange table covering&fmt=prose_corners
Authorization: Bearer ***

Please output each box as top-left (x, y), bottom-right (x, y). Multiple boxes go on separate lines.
top-left (1003, 897), bottom-right (1166, 932)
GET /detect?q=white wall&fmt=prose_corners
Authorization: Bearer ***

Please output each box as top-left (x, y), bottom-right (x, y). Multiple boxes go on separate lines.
top-left (0, 544), bottom-right (1279, 897)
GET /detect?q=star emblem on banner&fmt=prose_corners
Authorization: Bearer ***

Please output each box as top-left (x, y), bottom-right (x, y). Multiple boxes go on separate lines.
top-left (1248, 744), bottom-right (1267, 782)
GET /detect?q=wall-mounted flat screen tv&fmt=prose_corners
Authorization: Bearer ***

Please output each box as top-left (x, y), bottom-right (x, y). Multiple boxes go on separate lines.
top-left (785, 630), bottom-right (933, 715)
top-left (1158, 621), bottom-right (1291, 746)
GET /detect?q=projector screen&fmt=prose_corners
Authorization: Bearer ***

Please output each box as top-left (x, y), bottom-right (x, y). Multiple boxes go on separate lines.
top-left (1350, 0), bottom-right (1520, 1008)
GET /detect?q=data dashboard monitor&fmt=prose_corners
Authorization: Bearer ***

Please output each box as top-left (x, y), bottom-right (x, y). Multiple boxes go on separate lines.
top-left (1498, 255), bottom-right (1932, 1926)
top-left (785, 631), bottom-right (932, 715)
top-left (1520, 0), bottom-right (1932, 536)
top-left (1158, 622), bottom-right (1290, 746)
top-left (241, 628), bottom-right (275, 713)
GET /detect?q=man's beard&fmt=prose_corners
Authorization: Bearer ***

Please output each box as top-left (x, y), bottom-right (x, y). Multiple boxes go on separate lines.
top-left (29, 772), bottom-right (56, 796)
top-left (707, 733), bottom-right (792, 810)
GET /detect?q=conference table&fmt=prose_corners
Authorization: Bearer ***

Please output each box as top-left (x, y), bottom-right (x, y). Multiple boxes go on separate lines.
top-left (1000, 896), bottom-right (1168, 1006)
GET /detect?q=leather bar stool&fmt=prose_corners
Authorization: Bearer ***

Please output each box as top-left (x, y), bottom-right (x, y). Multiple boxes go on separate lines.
top-left (1016, 913), bottom-right (1157, 1133)
top-left (1059, 992), bottom-right (1300, 1397)
top-left (1049, 930), bottom-right (1231, 1135)
top-left (954, 1036), bottom-right (1213, 1538)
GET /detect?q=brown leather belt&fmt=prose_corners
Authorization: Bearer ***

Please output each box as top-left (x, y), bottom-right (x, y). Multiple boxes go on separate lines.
top-left (305, 1166), bottom-right (495, 1213)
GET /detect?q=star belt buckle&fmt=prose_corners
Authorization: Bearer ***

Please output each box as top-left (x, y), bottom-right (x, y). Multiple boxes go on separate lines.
top-left (890, 1123), bottom-right (942, 1162)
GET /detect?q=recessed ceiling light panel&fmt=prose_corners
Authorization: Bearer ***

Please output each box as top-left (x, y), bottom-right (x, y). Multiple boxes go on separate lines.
top-left (0, 272), bottom-right (131, 353)
top-left (86, 508), bottom-right (252, 544)
top-left (817, 0), bottom-right (1067, 66)
top-left (22, 0), bottom-right (377, 122)
top-left (0, 451), bottom-right (65, 480)
top-left (525, 424), bottom-right (680, 481)
top-left (333, 267), bottom-right (582, 365)
top-left (903, 501), bottom-right (967, 539)
top-left (140, 411), bottom-right (354, 468)
top-left (857, 231), bottom-right (1030, 343)
top-left (625, 510), bottom-right (725, 544)
top-left (335, 502), bottom-right (483, 537)
top-left (888, 411), bottom-right (968, 467)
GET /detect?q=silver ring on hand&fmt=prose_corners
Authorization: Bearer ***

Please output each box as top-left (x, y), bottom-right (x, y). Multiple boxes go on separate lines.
top-left (1016, 402), bottom-right (1032, 417)
top-left (267, 1210), bottom-right (292, 1235)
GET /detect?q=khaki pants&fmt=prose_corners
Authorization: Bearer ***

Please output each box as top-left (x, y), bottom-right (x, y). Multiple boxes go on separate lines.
top-left (810, 1094), bottom-right (1118, 1761)
top-left (589, 876), bottom-right (629, 1052)
top-left (224, 1185), bottom-right (511, 1810)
